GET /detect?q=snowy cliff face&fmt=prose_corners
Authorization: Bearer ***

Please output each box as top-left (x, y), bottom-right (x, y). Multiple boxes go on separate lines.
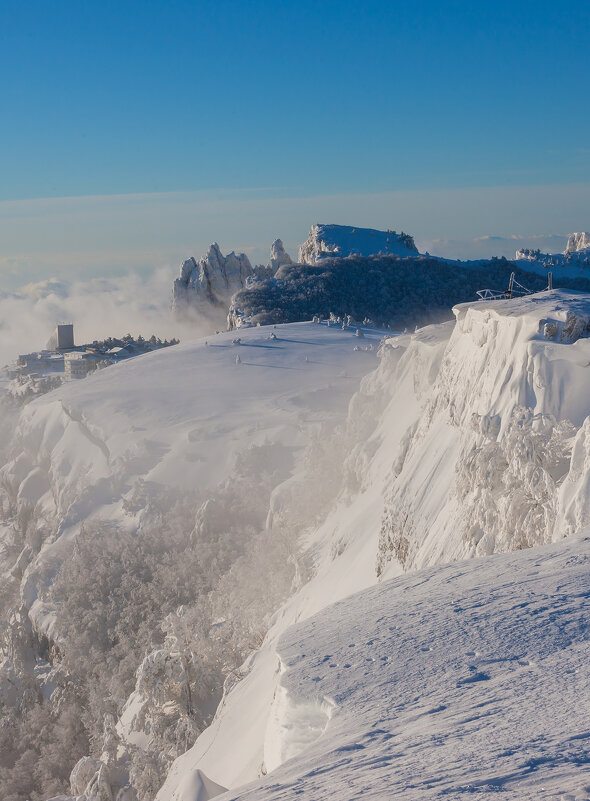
top-left (4, 291), bottom-right (590, 801)
top-left (156, 290), bottom-right (590, 799)
top-left (298, 223), bottom-right (418, 264)
top-left (377, 290), bottom-right (590, 574)
top-left (172, 244), bottom-right (252, 317)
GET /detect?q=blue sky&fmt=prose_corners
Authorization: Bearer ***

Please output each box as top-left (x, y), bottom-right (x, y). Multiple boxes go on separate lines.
top-left (1, 0), bottom-right (590, 284)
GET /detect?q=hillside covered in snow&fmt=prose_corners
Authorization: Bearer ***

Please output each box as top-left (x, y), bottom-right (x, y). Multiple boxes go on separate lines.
top-left (1, 290), bottom-right (590, 801)
top-left (174, 533), bottom-right (589, 801)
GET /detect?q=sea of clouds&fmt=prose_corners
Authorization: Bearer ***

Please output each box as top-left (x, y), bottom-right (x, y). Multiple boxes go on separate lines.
top-left (0, 268), bottom-right (210, 367)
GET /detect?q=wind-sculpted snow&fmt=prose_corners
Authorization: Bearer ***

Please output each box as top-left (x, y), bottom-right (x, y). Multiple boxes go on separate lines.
top-left (213, 534), bottom-right (590, 801)
top-left (377, 291), bottom-right (590, 573)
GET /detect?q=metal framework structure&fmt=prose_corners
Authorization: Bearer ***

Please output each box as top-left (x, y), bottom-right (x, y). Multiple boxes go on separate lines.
top-left (476, 271), bottom-right (553, 302)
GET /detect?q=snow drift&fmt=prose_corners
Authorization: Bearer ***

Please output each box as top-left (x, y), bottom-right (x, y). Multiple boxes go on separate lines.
top-left (205, 532), bottom-right (590, 801)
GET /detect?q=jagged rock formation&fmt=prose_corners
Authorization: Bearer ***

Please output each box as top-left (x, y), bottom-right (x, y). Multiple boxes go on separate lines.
top-left (172, 244), bottom-right (252, 316)
top-left (269, 239), bottom-right (293, 271)
top-left (565, 231), bottom-right (590, 253)
top-left (298, 224), bottom-right (418, 264)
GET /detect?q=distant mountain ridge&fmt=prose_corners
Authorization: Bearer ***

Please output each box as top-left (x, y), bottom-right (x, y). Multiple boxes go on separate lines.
top-left (515, 230), bottom-right (590, 272)
top-left (172, 224), bottom-right (590, 330)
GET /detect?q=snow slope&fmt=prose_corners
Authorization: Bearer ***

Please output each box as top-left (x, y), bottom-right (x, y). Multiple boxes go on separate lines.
top-left (0, 322), bottom-right (385, 639)
top-left (4, 289), bottom-right (590, 801)
top-left (158, 290), bottom-right (590, 799)
top-left (215, 532), bottom-right (590, 801)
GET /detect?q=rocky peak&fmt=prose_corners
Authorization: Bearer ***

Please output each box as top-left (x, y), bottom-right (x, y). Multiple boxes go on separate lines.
top-left (172, 244), bottom-right (252, 316)
top-left (269, 238), bottom-right (294, 271)
top-left (565, 232), bottom-right (590, 253)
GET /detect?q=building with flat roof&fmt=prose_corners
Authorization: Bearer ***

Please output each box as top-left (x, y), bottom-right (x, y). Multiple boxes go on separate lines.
top-left (46, 323), bottom-right (75, 351)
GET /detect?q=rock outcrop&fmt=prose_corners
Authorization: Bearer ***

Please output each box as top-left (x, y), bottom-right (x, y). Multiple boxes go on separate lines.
top-left (515, 231), bottom-right (590, 271)
top-left (298, 224), bottom-right (418, 265)
top-left (172, 244), bottom-right (252, 317)
top-left (269, 239), bottom-right (293, 271)
top-left (565, 231), bottom-right (590, 253)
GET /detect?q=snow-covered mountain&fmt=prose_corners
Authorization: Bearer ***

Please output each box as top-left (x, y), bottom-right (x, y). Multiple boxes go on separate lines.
top-left (515, 230), bottom-right (590, 274)
top-left (268, 238), bottom-right (293, 271)
top-left (171, 244), bottom-right (253, 317)
top-left (227, 251), bottom-right (581, 330)
top-left (298, 223), bottom-right (418, 264)
top-left (173, 225), bottom-right (590, 330)
top-left (2, 290), bottom-right (590, 801)
top-left (0, 320), bottom-right (387, 801)
top-left (155, 289), bottom-right (590, 800)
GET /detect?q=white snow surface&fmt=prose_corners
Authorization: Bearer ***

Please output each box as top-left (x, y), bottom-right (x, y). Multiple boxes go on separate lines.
top-left (0, 322), bottom-right (385, 640)
top-left (195, 532), bottom-right (590, 801)
top-left (298, 224), bottom-right (418, 264)
top-left (157, 290), bottom-right (590, 800)
top-left (5, 290), bottom-right (590, 801)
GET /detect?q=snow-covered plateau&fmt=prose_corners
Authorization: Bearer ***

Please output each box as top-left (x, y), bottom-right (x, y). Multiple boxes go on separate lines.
top-left (2, 290), bottom-right (590, 801)
top-left (297, 223), bottom-right (418, 263)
